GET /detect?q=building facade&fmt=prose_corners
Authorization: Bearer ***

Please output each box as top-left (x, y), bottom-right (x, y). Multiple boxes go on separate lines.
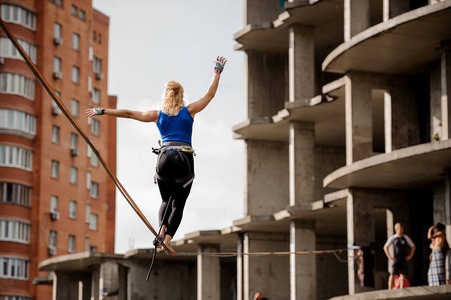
top-left (38, 0), bottom-right (451, 300)
top-left (0, 0), bottom-right (116, 299)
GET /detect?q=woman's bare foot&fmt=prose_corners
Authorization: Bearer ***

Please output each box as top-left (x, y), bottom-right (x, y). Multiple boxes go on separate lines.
top-left (156, 226), bottom-right (166, 249)
top-left (163, 234), bottom-right (176, 256)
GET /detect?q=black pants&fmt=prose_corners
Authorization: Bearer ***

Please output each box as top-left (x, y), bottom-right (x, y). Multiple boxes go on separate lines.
top-left (156, 141), bottom-right (194, 237)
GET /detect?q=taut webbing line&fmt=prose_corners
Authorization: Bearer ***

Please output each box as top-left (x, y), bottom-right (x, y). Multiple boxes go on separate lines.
top-left (0, 18), bottom-right (171, 254)
top-left (174, 246), bottom-right (360, 259)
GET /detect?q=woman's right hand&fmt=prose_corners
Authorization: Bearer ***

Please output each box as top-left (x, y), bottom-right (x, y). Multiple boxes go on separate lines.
top-left (214, 56), bottom-right (227, 74)
top-left (85, 108), bottom-right (105, 118)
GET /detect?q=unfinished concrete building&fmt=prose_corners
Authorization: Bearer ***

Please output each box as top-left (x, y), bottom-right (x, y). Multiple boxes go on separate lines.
top-left (39, 0), bottom-right (451, 299)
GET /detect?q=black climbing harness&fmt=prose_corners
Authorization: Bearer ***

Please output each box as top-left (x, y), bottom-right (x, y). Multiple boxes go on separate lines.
top-left (146, 141), bottom-right (195, 281)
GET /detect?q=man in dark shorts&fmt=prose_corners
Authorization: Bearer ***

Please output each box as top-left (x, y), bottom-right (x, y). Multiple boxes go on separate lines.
top-left (383, 222), bottom-right (416, 289)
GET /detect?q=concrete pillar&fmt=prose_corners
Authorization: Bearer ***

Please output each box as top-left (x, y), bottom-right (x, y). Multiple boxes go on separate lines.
top-left (99, 261), bottom-right (119, 299)
top-left (344, 0), bottom-right (371, 42)
top-left (431, 43), bottom-right (451, 141)
top-left (91, 266), bottom-right (100, 300)
top-left (440, 43), bottom-right (451, 139)
top-left (246, 51), bottom-right (288, 119)
top-left (346, 188), bottom-right (375, 294)
top-left (289, 121), bottom-right (315, 206)
top-left (290, 220), bottom-right (316, 300)
top-left (246, 140), bottom-right (289, 216)
top-left (197, 244), bottom-right (220, 300)
top-left (345, 72), bottom-right (372, 165)
top-left (383, 0), bottom-right (410, 21)
top-left (237, 234), bottom-right (244, 300)
top-left (288, 25), bottom-right (315, 103)
top-left (243, 232), bottom-right (289, 300)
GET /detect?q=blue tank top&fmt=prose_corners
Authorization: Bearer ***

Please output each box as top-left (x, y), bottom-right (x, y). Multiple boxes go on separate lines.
top-left (157, 106), bottom-right (193, 145)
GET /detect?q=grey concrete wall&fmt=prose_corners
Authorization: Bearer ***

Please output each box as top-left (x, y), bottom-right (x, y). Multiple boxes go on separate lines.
top-left (344, 0), bottom-right (371, 41)
top-left (314, 145), bottom-right (346, 201)
top-left (383, 0), bottom-right (410, 21)
top-left (346, 188), bottom-right (410, 294)
top-left (100, 260), bottom-right (119, 299)
top-left (243, 232), bottom-right (290, 300)
top-left (244, 0), bottom-right (281, 25)
top-left (246, 51), bottom-right (288, 119)
top-left (53, 272), bottom-right (91, 300)
top-left (127, 260), bottom-right (197, 300)
top-left (245, 140), bottom-right (289, 216)
top-left (316, 239), bottom-right (348, 300)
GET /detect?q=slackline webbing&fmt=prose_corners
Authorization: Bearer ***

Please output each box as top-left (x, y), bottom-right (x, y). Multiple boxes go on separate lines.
top-left (0, 17), bottom-right (172, 255)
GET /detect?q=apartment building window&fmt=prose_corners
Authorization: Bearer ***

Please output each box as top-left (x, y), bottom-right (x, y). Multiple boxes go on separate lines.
top-left (90, 246), bottom-right (97, 253)
top-left (92, 88), bottom-right (100, 104)
top-left (0, 219), bottom-right (30, 243)
top-left (51, 160), bottom-right (59, 178)
top-left (90, 182), bottom-right (98, 198)
top-left (89, 214), bottom-right (98, 231)
top-left (51, 125), bottom-right (60, 143)
top-left (85, 236), bottom-right (89, 251)
top-left (0, 108), bottom-right (36, 137)
top-left (71, 99), bottom-right (79, 117)
top-left (93, 57), bottom-right (101, 74)
top-left (54, 23), bottom-right (62, 44)
top-left (69, 200), bottom-right (76, 219)
top-left (53, 57), bottom-right (62, 79)
top-left (0, 145), bottom-right (32, 171)
top-left (0, 257), bottom-right (29, 279)
top-left (91, 152), bottom-right (99, 167)
top-left (56, 0), bottom-right (63, 8)
top-left (0, 182), bottom-right (32, 207)
top-left (0, 4), bottom-right (36, 30)
top-left (79, 10), bottom-right (86, 21)
top-left (69, 167), bottom-right (77, 184)
top-left (49, 230), bottom-right (57, 253)
top-left (72, 33), bottom-right (80, 51)
top-left (50, 195), bottom-right (58, 213)
top-left (85, 203), bottom-right (90, 224)
top-left (86, 171), bottom-right (91, 190)
top-left (0, 73), bottom-right (35, 100)
top-left (68, 235), bottom-right (75, 253)
top-left (0, 295), bottom-right (32, 300)
top-left (71, 133), bottom-right (78, 154)
top-left (91, 119), bottom-right (100, 135)
top-left (71, 5), bottom-right (77, 16)
top-left (0, 37), bottom-right (37, 63)
top-left (71, 66), bottom-right (79, 84)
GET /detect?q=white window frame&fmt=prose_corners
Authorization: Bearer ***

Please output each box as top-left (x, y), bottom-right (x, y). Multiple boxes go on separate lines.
top-left (92, 88), bottom-right (100, 104)
top-left (91, 119), bottom-right (100, 136)
top-left (0, 182), bottom-right (32, 207)
top-left (71, 66), bottom-right (79, 84)
top-left (70, 99), bottom-right (79, 117)
top-left (50, 195), bottom-right (58, 213)
top-left (69, 166), bottom-right (77, 184)
top-left (89, 213), bottom-right (98, 231)
top-left (0, 219), bottom-right (30, 244)
top-left (69, 200), bottom-right (77, 219)
top-left (51, 125), bottom-right (60, 143)
top-left (0, 256), bottom-right (29, 279)
top-left (0, 108), bottom-right (36, 138)
top-left (0, 4), bottom-right (36, 30)
top-left (51, 160), bottom-right (59, 178)
top-left (68, 235), bottom-right (75, 253)
top-left (72, 33), bottom-right (80, 51)
top-left (0, 145), bottom-right (33, 171)
top-left (0, 73), bottom-right (35, 100)
top-left (90, 182), bottom-right (98, 199)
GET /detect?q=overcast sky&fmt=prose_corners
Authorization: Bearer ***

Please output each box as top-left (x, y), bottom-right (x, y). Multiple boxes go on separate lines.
top-left (91, 0), bottom-right (245, 253)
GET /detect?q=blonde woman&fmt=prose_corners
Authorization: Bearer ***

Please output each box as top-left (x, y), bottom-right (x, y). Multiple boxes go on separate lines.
top-left (86, 56), bottom-right (227, 255)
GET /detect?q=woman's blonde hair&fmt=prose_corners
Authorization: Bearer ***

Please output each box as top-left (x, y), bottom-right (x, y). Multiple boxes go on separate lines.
top-left (161, 81), bottom-right (185, 116)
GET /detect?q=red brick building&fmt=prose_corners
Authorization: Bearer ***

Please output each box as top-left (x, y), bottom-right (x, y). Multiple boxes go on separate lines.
top-left (0, 1), bottom-right (116, 299)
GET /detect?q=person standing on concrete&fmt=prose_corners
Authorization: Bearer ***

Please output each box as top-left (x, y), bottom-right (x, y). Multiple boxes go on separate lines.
top-left (427, 222), bottom-right (449, 286)
top-left (86, 56), bottom-right (226, 255)
top-left (383, 222), bottom-right (416, 289)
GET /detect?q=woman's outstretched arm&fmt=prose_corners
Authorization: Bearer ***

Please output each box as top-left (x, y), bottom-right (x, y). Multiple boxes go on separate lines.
top-left (85, 108), bottom-right (158, 123)
top-left (188, 56), bottom-right (226, 117)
